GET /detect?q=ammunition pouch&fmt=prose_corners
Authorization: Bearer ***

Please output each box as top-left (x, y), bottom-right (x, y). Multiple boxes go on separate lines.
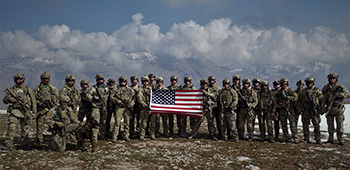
top-left (11, 108), bottom-right (25, 118)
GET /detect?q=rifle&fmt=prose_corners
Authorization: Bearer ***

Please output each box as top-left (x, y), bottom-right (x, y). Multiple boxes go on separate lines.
top-left (4, 88), bottom-right (34, 117)
top-left (325, 86), bottom-right (344, 116)
top-left (114, 90), bottom-right (134, 112)
top-left (237, 90), bottom-right (254, 117)
top-left (36, 93), bottom-right (55, 115)
top-left (94, 86), bottom-right (107, 110)
top-left (50, 107), bottom-right (68, 137)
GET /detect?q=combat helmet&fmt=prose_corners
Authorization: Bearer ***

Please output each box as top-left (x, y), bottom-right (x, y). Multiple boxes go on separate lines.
top-left (40, 72), bottom-right (50, 79)
top-left (296, 80), bottom-right (304, 86)
top-left (200, 78), bottom-right (209, 84)
top-left (148, 73), bottom-right (156, 79)
top-left (95, 73), bottom-right (105, 80)
top-left (222, 78), bottom-right (231, 85)
top-left (273, 81), bottom-right (280, 86)
top-left (279, 78), bottom-right (289, 85)
top-left (80, 79), bottom-right (89, 85)
top-left (59, 95), bottom-right (70, 103)
top-left (65, 74), bottom-right (75, 82)
top-left (252, 78), bottom-right (261, 84)
top-left (156, 76), bottom-right (164, 83)
top-left (305, 77), bottom-right (315, 84)
top-left (119, 76), bottom-right (127, 82)
top-left (184, 76), bottom-right (192, 83)
top-left (261, 80), bottom-right (269, 86)
top-left (130, 75), bottom-right (139, 81)
top-left (327, 73), bottom-right (338, 79)
top-left (208, 76), bottom-right (216, 82)
top-left (170, 75), bottom-right (178, 81)
top-left (242, 78), bottom-right (251, 84)
top-left (13, 73), bottom-right (25, 80)
top-left (141, 76), bottom-right (149, 82)
top-left (107, 78), bottom-right (115, 85)
top-left (232, 75), bottom-right (241, 81)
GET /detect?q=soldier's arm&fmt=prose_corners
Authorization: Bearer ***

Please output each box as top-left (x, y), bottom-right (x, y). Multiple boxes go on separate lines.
top-left (3, 89), bottom-right (16, 104)
top-left (339, 85), bottom-right (350, 99)
top-left (250, 90), bottom-right (259, 108)
top-left (137, 90), bottom-right (147, 107)
top-left (53, 87), bottom-right (60, 106)
top-left (288, 89), bottom-right (298, 102)
top-left (231, 90), bottom-right (238, 108)
top-left (28, 88), bottom-right (37, 114)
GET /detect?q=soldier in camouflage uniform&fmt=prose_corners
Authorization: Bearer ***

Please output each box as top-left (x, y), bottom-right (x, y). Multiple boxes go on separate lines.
top-left (46, 96), bottom-right (84, 152)
top-left (154, 77), bottom-right (168, 138)
top-left (293, 80), bottom-right (304, 132)
top-left (146, 73), bottom-right (157, 135)
top-left (3, 73), bottom-right (37, 148)
top-left (237, 78), bottom-right (258, 141)
top-left (33, 72), bottom-right (59, 145)
top-left (78, 79), bottom-right (92, 122)
top-left (271, 81), bottom-right (281, 140)
top-left (208, 76), bottom-right (221, 140)
top-left (232, 75), bottom-right (241, 139)
top-left (59, 74), bottom-right (80, 118)
top-left (109, 76), bottom-right (135, 142)
top-left (88, 73), bottom-right (109, 146)
top-left (274, 78), bottom-right (298, 142)
top-left (188, 79), bottom-right (217, 140)
top-left (252, 78), bottom-right (261, 138)
top-left (129, 75), bottom-right (141, 138)
top-left (257, 81), bottom-right (275, 142)
top-left (167, 75), bottom-right (181, 137)
top-left (299, 77), bottom-right (324, 144)
top-left (180, 76), bottom-right (197, 137)
top-left (218, 78), bottom-right (239, 141)
top-left (105, 78), bottom-right (116, 138)
top-left (322, 73), bottom-right (349, 145)
top-left (137, 76), bottom-right (152, 140)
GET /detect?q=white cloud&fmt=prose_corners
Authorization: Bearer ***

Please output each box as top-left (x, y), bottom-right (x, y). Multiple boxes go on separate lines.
top-left (1, 13), bottom-right (349, 73)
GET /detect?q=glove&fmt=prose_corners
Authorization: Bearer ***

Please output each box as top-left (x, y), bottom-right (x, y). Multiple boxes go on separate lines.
top-left (9, 97), bottom-right (17, 103)
top-left (335, 94), bottom-right (344, 100)
top-left (55, 122), bottom-right (65, 128)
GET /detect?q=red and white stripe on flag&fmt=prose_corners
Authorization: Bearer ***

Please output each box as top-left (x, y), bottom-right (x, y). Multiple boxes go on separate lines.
top-left (150, 90), bottom-right (203, 118)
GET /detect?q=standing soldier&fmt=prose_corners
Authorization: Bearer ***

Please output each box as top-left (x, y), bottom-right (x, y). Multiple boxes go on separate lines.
top-left (299, 77), bottom-right (324, 144)
top-left (252, 78), bottom-right (262, 140)
top-left (189, 78), bottom-right (217, 140)
top-left (78, 79), bottom-right (92, 122)
top-left (180, 76), bottom-right (197, 137)
top-left (148, 73), bottom-right (157, 90)
top-left (105, 78), bottom-right (116, 138)
top-left (218, 78), bottom-right (239, 141)
top-left (237, 78), bottom-right (258, 141)
top-left (257, 81), bottom-right (275, 142)
top-left (232, 75), bottom-right (241, 139)
top-left (3, 73), bottom-right (36, 149)
top-left (109, 76), bottom-right (135, 142)
top-left (129, 75), bottom-right (141, 139)
top-left (167, 75), bottom-right (181, 137)
top-left (293, 80), bottom-right (304, 131)
top-left (271, 81), bottom-right (281, 141)
top-left (322, 73), bottom-right (349, 145)
top-left (33, 72), bottom-right (59, 145)
top-left (154, 77), bottom-right (168, 138)
top-left (208, 76), bottom-right (221, 140)
top-left (88, 74), bottom-right (109, 150)
top-left (137, 76), bottom-right (152, 140)
top-left (60, 74), bottom-right (80, 118)
top-left (274, 78), bottom-right (298, 143)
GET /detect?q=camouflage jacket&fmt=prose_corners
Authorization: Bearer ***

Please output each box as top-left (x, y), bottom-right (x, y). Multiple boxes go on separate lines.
top-left (137, 86), bottom-right (152, 108)
top-left (109, 85), bottom-right (135, 109)
top-left (208, 84), bottom-right (221, 107)
top-left (218, 87), bottom-right (239, 110)
top-left (89, 84), bottom-right (109, 108)
top-left (238, 87), bottom-right (258, 109)
top-left (33, 83), bottom-right (59, 112)
top-left (322, 82), bottom-right (349, 108)
top-left (201, 87), bottom-right (216, 109)
top-left (60, 84), bottom-right (80, 111)
top-left (258, 90), bottom-right (274, 111)
top-left (274, 87), bottom-right (298, 111)
top-left (299, 86), bottom-right (324, 114)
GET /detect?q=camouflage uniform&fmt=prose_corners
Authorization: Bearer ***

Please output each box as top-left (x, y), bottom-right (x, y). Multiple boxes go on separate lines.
top-left (274, 78), bottom-right (298, 142)
top-left (59, 74), bottom-right (80, 119)
top-left (299, 77), bottom-right (324, 144)
top-left (180, 76), bottom-right (197, 137)
top-left (109, 76), bottom-right (135, 141)
top-left (33, 72), bottom-right (59, 144)
top-left (153, 77), bottom-right (168, 138)
top-left (237, 78), bottom-right (258, 141)
top-left (88, 74), bottom-right (109, 143)
top-left (78, 80), bottom-right (92, 122)
top-left (322, 73), bottom-right (349, 145)
top-left (167, 75), bottom-right (181, 137)
top-left (252, 78), bottom-right (261, 140)
top-left (218, 78), bottom-right (239, 141)
top-left (232, 75), bottom-right (241, 139)
top-left (45, 96), bottom-right (84, 152)
top-left (257, 81), bottom-right (275, 142)
top-left (271, 81), bottom-right (281, 140)
top-left (129, 75), bottom-right (141, 138)
top-left (146, 73), bottom-right (157, 135)
top-left (105, 78), bottom-right (116, 138)
top-left (208, 76), bottom-right (221, 139)
top-left (3, 73), bottom-right (36, 148)
top-left (293, 80), bottom-right (304, 129)
top-left (137, 76), bottom-right (152, 140)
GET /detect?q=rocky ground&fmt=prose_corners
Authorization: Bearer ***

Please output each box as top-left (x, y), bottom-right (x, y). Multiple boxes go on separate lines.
top-left (0, 114), bottom-right (349, 170)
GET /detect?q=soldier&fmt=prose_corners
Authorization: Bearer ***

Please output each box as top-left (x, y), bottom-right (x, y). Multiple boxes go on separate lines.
top-left (154, 77), bottom-right (168, 138)
top-left (232, 75), bottom-right (241, 92)
top-left (86, 74), bottom-right (109, 151)
top-left (137, 76), bottom-right (152, 140)
top-left (59, 74), bottom-right (80, 118)
top-left (188, 78), bottom-right (217, 140)
top-left (271, 81), bottom-right (281, 140)
top-left (78, 79), bottom-right (92, 122)
top-left (3, 73), bottom-right (36, 149)
top-left (322, 73), bottom-right (349, 145)
top-left (109, 76), bottom-right (135, 142)
top-left (45, 96), bottom-right (85, 152)
top-left (293, 80), bottom-right (304, 132)
top-left (33, 72), bottom-right (59, 145)
top-left (252, 78), bottom-right (262, 140)
top-left (218, 78), bottom-right (239, 141)
top-left (207, 76), bottom-right (221, 140)
top-left (129, 75), bottom-right (141, 139)
top-left (237, 78), bottom-right (258, 141)
top-left (257, 81), bottom-right (275, 142)
top-left (299, 77), bottom-right (324, 144)
top-left (274, 78), bottom-right (298, 143)
top-left (148, 73), bottom-right (157, 90)
top-left (167, 75), bottom-right (181, 137)
top-left (180, 76), bottom-right (197, 137)
top-left (105, 78), bottom-right (116, 139)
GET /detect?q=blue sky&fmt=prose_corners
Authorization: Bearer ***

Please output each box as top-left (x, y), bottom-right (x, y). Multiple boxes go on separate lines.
top-left (1, 0), bottom-right (349, 34)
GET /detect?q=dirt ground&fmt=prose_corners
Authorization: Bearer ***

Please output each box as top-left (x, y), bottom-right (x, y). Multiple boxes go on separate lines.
top-left (0, 114), bottom-right (349, 170)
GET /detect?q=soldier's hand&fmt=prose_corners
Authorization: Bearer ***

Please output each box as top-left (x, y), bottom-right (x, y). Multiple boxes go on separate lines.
top-left (56, 122), bottom-right (65, 128)
top-left (127, 102), bottom-right (133, 109)
top-left (335, 94), bottom-right (344, 100)
top-left (9, 97), bottom-right (17, 103)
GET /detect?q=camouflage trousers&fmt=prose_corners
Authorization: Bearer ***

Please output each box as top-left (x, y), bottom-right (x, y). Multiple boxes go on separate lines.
top-left (49, 122), bottom-right (83, 152)
top-left (112, 107), bottom-right (131, 140)
top-left (238, 107), bottom-right (254, 139)
top-left (150, 113), bottom-right (160, 137)
top-left (326, 106), bottom-right (345, 143)
top-left (258, 109), bottom-right (274, 140)
top-left (302, 110), bottom-right (321, 142)
top-left (222, 109), bottom-right (238, 140)
top-left (278, 108), bottom-right (297, 141)
top-left (139, 108), bottom-right (150, 138)
top-left (6, 113), bottom-right (30, 147)
top-left (190, 109), bottom-right (216, 137)
top-left (130, 107), bottom-right (141, 137)
top-left (91, 107), bottom-right (107, 144)
top-left (177, 115), bottom-right (188, 137)
top-left (162, 114), bottom-right (174, 136)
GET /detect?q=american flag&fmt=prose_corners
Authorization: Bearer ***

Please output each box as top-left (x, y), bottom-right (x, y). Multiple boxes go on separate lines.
top-left (150, 90), bottom-right (203, 118)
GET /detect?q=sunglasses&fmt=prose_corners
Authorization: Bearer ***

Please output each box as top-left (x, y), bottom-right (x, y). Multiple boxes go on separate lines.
top-left (81, 83), bottom-right (88, 86)
top-left (15, 78), bottom-right (24, 80)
